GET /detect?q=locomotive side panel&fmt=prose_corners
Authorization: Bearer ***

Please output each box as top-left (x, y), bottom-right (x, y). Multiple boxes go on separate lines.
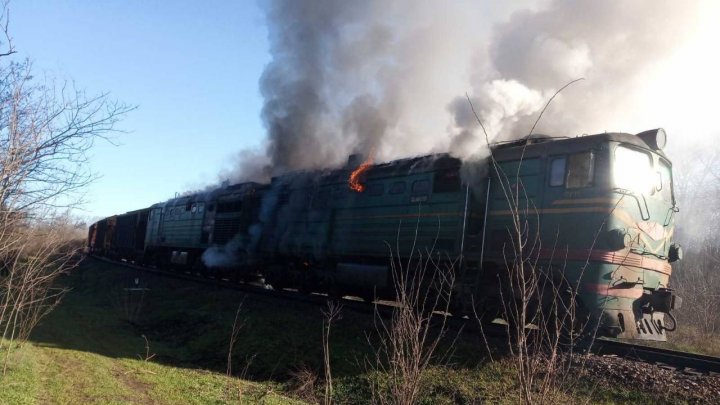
top-left (260, 155), bottom-right (468, 296)
top-left (159, 198), bottom-right (206, 249)
top-left (321, 157), bottom-right (466, 261)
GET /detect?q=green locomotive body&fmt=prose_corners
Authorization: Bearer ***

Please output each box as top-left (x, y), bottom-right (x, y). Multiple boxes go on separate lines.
top-left (89, 129), bottom-right (681, 341)
top-left (257, 155), bottom-right (467, 296)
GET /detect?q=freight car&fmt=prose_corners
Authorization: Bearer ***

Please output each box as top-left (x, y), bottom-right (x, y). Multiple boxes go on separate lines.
top-left (89, 128), bottom-right (682, 341)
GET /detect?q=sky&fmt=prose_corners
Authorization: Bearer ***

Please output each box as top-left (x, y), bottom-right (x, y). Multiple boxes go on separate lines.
top-left (11, 1), bottom-right (270, 220)
top-left (7, 1), bottom-right (720, 221)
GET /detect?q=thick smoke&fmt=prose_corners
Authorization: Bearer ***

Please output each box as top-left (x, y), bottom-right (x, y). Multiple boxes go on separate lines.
top-left (451, 0), bottom-right (702, 150)
top-left (225, 0), bottom-right (711, 182)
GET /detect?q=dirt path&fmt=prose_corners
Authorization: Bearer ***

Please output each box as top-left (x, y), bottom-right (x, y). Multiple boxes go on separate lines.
top-left (35, 346), bottom-right (156, 404)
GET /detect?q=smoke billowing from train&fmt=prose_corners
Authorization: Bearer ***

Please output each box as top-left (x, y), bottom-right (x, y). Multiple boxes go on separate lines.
top-left (220, 0), bottom-right (709, 186)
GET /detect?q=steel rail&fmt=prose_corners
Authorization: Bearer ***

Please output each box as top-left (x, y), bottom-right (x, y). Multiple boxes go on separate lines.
top-left (581, 338), bottom-right (720, 375)
top-left (87, 254), bottom-right (398, 318)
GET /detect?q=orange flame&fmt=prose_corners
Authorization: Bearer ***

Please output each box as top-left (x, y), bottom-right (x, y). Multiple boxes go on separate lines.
top-left (349, 154), bottom-right (373, 192)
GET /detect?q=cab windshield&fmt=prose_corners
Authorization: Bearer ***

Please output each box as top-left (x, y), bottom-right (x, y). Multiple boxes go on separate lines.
top-left (613, 145), bottom-right (673, 202)
top-left (658, 159), bottom-right (673, 202)
top-left (614, 146), bottom-right (653, 194)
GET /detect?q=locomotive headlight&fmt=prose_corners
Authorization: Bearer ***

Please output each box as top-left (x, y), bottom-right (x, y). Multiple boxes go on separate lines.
top-left (636, 128), bottom-right (667, 151)
top-left (668, 243), bottom-right (683, 263)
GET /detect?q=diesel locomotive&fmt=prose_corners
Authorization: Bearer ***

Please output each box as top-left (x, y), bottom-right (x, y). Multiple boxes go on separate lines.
top-left (88, 128), bottom-right (682, 341)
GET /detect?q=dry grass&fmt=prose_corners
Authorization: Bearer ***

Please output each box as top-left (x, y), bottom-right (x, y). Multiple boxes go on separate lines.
top-left (367, 236), bottom-right (459, 405)
top-left (666, 325), bottom-right (720, 357)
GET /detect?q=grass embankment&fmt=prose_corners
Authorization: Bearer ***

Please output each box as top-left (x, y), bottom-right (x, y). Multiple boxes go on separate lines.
top-left (0, 259), bottom-right (675, 404)
top-left (1, 260), bottom-right (302, 404)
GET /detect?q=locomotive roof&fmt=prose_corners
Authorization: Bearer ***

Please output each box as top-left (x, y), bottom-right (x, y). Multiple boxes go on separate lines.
top-left (144, 130), bottom-right (667, 210)
top-left (266, 130), bottom-right (668, 189)
top-left (492, 131), bottom-right (669, 160)
top-left (149, 181), bottom-right (265, 209)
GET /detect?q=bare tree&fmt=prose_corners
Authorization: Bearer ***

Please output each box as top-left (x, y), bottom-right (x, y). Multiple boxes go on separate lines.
top-left (368, 232), bottom-right (458, 405)
top-left (466, 80), bottom-right (597, 404)
top-left (671, 145), bottom-right (720, 342)
top-left (322, 300), bottom-right (342, 405)
top-left (0, 4), bottom-right (132, 374)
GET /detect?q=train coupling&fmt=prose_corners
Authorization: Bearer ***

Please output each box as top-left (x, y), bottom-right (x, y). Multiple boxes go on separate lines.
top-left (642, 287), bottom-right (682, 313)
top-left (637, 287), bottom-right (682, 333)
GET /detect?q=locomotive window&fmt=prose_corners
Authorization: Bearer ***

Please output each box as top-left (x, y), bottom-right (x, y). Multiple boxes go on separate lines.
top-left (411, 180), bottom-right (430, 196)
top-left (433, 168), bottom-right (461, 193)
top-left (566, 151), bottom-right (595, 189)
top-left (389, 181), bottom-right (406, 194)
top-left (614, 146), bottom-right (653, 195)
top-left (549, 157), bottom-right (566, 186)
top-left (658, 159), bottom-right (673, 202)
top-left (367, 183), bottom-right (384, 196)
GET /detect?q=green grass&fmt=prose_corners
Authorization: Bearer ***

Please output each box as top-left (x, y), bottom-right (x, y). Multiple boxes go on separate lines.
top-left (1, 341), bottom-right (298, 404)
top-left (0, 258), bottom-right (693, 404)
top-left (0, 260), bottom-right (304, 405)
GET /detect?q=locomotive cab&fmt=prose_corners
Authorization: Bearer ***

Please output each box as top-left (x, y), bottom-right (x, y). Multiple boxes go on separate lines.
top-left (601, 129), bottom-right (682, 339)
top-left (476, 129), bottom-right (682, 341)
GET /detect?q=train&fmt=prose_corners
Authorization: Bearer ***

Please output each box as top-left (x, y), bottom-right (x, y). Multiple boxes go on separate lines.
top-left (88, 128), bottom-right (682, 341)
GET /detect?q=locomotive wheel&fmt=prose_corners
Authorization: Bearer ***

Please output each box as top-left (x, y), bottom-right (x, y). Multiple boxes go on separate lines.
top-left (536, 285), bottom-right (588, 345)
top-left (298, 277), bottom-right (312, 295)
top-left (270, 279), bottom-right (286, 291)
top-left (264, 265), bottom-right (285, 290)
top-left (327, 284), bottom-right (343, 300)
top-left (448, 298), bottom-right (467, 317)
top-left (192, 256), bottom-right (207, 277)
top-left (476, 305), bottom-right (501, 325)
top-left (360, 291), bottom-right (376, 304)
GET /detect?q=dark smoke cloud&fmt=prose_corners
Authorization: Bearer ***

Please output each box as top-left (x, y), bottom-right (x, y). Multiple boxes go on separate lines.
top-left (220, 148), bottom-right (270, 184)
top-left (259, 1), bottom-right (372, 175)
top-left (224, 0), bottom-right (709, 183)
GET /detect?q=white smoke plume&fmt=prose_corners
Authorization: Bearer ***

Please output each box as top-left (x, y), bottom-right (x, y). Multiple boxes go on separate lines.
top-left (453, 0), bottom-right (703, 146)
top-left (201, 236), bottom-right (244, 268)
top-left (225, 0), bottom-right (714, 181)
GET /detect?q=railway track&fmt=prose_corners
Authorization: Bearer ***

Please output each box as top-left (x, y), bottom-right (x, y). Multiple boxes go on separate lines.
top-left (582, 338), bottom-right (720, 375)
top-left (88, 254), bottom-right (396, 318)
top-left (89, 255), bottom-right (720, 376)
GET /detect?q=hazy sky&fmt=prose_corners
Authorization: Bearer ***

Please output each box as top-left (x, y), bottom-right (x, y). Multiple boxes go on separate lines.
top-left (11, 1), bottom-right (270, 219)
top-left (8, 1), bottom-right (720, 220)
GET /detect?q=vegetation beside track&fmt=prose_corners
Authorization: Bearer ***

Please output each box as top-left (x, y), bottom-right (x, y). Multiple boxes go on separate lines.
top-left (664, 326), bottom-right (720, 357)
top-left (0, 258), bottom-right (704, 404)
